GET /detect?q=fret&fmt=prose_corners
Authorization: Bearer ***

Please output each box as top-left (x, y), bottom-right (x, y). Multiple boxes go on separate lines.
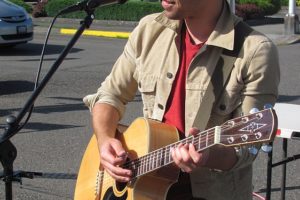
top-left (197, 134), bottom-right (201, 151)
top-left (136, 159), bottom-right (141, 176)
top-left (170, 144), bottom-right (175, 164)
top-left (167, 144), bottom-right (173, 164)
top-left (158, 150), bottom-right (162, 168)
top-left (149, 153), bottom-right (153, 171)
top-left (143, 156), bottom-right (147, 174)
top-left (142, 156), bottom-right (146, 175)
top-left (163, 146), bottom-right (171, 165)
top-left (146, 155), bottom-right (150, 173)
top-left (208, 131), bottom-right (215, 146)
top-left (154, 152), bottom-right (157, 169)
top-left (133, 160), bottom-right (138, 178)
top-left (160, 147), bottom-right (165, 166)
top-left (152, 151), bottom-right (156, 170)
top-left (205, 131), bottom-right (208, 147)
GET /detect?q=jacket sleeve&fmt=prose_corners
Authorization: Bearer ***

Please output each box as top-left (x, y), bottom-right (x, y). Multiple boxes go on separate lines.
top-left (230, 38), bottom-right (280, 170)
top-left (83, 25), bottom-right (139, 119)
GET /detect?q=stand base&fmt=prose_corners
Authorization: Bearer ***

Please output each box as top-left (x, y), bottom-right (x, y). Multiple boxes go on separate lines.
top-left (284, 14), bottom-right (300, 35)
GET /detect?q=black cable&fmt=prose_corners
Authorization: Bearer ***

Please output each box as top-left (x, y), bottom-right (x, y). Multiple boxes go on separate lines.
top-left (15, 10), bottom-right (67, 133)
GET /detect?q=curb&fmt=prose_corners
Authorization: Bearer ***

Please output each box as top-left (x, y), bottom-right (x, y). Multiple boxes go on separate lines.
top-left (60, 28), bottom-right (130, 39)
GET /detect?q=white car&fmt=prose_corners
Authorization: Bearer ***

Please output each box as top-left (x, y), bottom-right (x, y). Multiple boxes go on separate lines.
top-left (0, 0), bottom-right (33, 46)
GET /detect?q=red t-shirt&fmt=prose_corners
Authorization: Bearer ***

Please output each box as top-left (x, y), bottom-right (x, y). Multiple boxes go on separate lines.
top-left (163, 26), bottom-right (204, 135)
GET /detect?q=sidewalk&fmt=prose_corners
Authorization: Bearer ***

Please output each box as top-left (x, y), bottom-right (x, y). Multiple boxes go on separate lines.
top-left (32, 7), bottom-right (300, 45)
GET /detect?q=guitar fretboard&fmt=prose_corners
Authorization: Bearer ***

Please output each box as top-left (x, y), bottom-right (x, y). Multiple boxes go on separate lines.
top-left (123, 129), bottom-right (216, 179)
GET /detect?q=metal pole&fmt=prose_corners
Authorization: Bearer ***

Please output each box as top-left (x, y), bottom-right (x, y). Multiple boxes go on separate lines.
top-left (281, 139), bottom-right (288, 200)
top-left (289, 0), bottom-right (296, 15)
top-left (285, 0), bottom-right (299, 34)
top-left (266, 142), bottom-right (273, 200)
top-left (228, 0), bottom-right (235, 14)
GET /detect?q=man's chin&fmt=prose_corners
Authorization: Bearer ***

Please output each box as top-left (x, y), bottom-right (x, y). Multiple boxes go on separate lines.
top-left (163, 11), bottom-right (181, 20)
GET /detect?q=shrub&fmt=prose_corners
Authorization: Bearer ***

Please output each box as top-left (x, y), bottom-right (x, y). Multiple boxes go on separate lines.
top-left (237, 0), bottom-right (281, 15)
top-left (9, 0), bottom-right (33, 13)
top-left (236, 3), bottom-right (265, 20)
top-left (32, 1), bottom-right (48, 17)
top-left (281, 0), bottom-right (300, 6)
top-left (45, 0), bottom-right (163, 21)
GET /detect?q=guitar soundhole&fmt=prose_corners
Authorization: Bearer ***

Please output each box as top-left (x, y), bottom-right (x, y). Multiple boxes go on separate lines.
top-left (116, 181), bottom-right (127, 191)
top-left (103, 187), bottom-right (128, 200)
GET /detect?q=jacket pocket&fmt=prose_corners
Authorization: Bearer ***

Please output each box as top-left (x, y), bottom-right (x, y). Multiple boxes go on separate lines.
top-left (138, 75), bottom-right (157, 118)
top-left (208, 89), bottom-right (242, 127)
top-left (214, 89), bottom-right (241, 115)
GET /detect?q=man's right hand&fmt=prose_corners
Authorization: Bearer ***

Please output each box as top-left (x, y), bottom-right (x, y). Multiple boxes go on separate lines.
top-left (99, 137), bottom-right (132, 182)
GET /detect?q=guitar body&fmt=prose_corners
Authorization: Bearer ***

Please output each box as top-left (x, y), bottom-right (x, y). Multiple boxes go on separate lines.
top-left (74, 118), bottom-right (181, 200)
top-left (74, 109), bottom-right (278, 200)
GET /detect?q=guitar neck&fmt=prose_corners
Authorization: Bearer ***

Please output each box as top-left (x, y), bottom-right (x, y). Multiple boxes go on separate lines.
top-left (123, 108), bottom-right (277, 179)
top-left (124, 128), bottom-right (217, 179)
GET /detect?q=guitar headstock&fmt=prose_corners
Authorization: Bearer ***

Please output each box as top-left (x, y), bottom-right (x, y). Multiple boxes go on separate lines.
top-left (219, 108), bottom-right (278, 147)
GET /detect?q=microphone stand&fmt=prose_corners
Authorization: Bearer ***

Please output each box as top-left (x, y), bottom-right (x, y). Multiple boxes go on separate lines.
top-left (0, 9), bottom-right (94, 200)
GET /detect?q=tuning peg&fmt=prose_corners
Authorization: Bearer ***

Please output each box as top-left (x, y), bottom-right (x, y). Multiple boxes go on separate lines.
top-left (264, 104), bottom-right (273, 109)
top-left (261, 144), bottom-right (273, 153)
top-left (249, 108), bottom-right (260, 114)
top-left (248, 146), bottom-right (259, 155)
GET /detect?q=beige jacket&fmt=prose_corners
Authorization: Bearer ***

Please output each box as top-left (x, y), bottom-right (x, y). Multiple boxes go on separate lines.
top-left (84, 2), bottom-right (280, 200)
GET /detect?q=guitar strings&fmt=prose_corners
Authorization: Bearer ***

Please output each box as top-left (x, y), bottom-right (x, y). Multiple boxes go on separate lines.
top-left (97, 113), bottom-right (269, 188)
top-left (121, 114), bottom-right (266, 177)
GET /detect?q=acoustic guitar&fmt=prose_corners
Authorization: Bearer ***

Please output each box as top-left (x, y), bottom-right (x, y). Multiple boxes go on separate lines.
top-left (74, 108), bottom-right (277, 200)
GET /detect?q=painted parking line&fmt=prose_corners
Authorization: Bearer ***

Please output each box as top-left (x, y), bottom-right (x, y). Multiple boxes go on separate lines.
top-left (60, 28), bottom-right (130, 39)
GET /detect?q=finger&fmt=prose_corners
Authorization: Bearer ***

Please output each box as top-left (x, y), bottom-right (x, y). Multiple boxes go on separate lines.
top-left (110, 139), bottom-right (127, 158)
top-left (175, 144), bottom-right (193, 168)
top-left (173, 143), bottom-right (187, 163)
top-left (188, 127), bottom-right (200, 136)
top-left (188, 144), bottom-right (201, 164)
top-left (100, 140), bottom-right (127, 165)
top-left (171, 146), bottom-right (182, 167)
top-left (100, 147), bottom-right (125, 166)
top-left (177, 144), bottom-right (191, 163)
top-left (173, 144), bottom-right (196, 173)
top-left (102, 161), bottom-right (132, 182)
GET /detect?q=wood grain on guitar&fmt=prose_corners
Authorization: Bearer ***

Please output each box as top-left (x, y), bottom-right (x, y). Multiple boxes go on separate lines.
top-left (74, 108), bottom-right (277, 200)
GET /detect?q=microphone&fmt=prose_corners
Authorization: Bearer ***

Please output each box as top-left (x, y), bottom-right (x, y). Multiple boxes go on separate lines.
top-left (59, 0), bottom-right (127, 15)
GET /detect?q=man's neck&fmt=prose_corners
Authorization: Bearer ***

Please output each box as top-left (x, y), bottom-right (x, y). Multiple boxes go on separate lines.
top-left (184, 1), bottom-right (224, 45)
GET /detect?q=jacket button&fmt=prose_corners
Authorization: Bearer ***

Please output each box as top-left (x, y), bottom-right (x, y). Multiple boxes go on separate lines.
top-left (167, 72), bottom-right (173, 79)
top-left (219, 104), bottom-right (226, 111)
top-left (158, 104), bottom-right (164, 110)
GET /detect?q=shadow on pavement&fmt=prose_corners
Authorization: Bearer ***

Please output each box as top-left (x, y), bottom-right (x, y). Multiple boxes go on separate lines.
top-left (20, 122), bottom-right (82, 133)
top-left (0, 80), bottom-right (34, 96)
top-left (246, 17), bottom-right (284, 26)
top-left (278, 95), bottom-right (300, 102)
top-left (0, 42), bottom-right (83, 56)
top-left (0, 103), bottom-right (87, 118)
top-left (257, 185), bottom-right (300, 193)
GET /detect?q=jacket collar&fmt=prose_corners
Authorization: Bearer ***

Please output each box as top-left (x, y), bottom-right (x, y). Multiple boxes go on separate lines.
top-left (154, 1), bottom-right (240, 51)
